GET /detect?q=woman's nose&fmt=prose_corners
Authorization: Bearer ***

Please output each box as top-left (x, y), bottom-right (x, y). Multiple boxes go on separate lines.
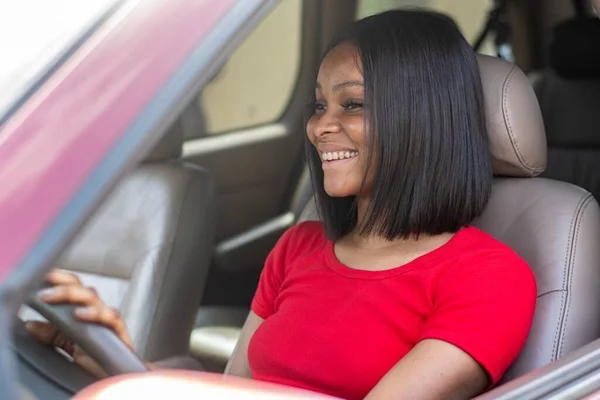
top-left (313, 113), bottom-right (341, 138)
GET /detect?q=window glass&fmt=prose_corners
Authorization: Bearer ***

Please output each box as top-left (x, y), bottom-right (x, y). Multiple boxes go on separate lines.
top-left (193, 0), bottom-right (302, 137)
top-left (0, 0), bottom-right (119, 120)
top-left (356, 0), bottom-right (495, 56)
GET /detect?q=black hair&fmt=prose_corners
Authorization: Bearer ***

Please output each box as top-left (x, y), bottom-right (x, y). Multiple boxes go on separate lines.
top-left (305, 9), bottom-right (492, 241)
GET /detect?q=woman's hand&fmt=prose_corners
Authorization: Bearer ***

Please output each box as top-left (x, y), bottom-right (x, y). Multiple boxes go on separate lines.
top-left (24, 269), bottom-right (133, 378)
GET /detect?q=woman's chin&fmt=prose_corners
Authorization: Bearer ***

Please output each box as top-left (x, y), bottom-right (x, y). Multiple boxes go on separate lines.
top-left (324, 187), bottom-right (356, 198)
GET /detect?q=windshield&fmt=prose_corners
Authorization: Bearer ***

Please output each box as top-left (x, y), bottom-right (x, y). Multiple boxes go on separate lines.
top-left (0, 0), bottom-right (121, 120)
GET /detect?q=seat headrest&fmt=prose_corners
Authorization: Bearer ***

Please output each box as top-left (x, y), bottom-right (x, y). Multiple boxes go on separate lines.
top-left (536, 71), bottom-right (600, 147)
top-left (145, 120), bottom-right (184, 163)
top-left (478, 55), bottom-right (547, 177)
top-left (549, 17), bottom-right (600, 79)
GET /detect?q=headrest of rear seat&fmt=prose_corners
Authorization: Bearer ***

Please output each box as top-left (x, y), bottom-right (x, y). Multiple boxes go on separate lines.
top-left (477, 54), bottom-right (547, 177)
top-left (549, 17), bottom-right (600, 79)
top-left (145, 120), bottom-right (184, 163)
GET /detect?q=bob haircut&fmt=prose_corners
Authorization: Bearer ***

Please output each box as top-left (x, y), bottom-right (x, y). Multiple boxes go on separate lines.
top-left (305, 9), bottom-right (492, 241)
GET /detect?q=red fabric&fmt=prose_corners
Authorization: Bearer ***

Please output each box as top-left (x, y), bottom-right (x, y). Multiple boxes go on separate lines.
top-left (248, 221), bottom-right (536, 400)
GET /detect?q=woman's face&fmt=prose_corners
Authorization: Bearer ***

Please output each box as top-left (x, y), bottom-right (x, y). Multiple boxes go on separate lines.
top-left (307, 42), bottom-right (371, 198)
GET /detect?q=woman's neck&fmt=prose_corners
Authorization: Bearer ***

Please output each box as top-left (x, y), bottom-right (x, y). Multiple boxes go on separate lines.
top-left (351, 197), bottom-right (402, 250)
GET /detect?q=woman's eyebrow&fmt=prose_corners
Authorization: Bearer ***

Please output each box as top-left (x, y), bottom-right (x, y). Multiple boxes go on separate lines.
top-left (333, 80), bottom-right (363, 91)
top-left (315, 80), bottom-right (364, 91)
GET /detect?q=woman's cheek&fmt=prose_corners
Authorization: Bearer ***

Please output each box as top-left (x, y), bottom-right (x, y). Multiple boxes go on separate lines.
top-left (306, 116), bottom-right (317, 142)
top-left (341, 115), bottom-right (365, 148)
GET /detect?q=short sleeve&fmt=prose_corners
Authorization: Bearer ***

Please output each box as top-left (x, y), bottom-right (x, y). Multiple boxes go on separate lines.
top-left (419, 251), bottom-right (537, 386)
top-left (250, 226), bottom-right (299, 319)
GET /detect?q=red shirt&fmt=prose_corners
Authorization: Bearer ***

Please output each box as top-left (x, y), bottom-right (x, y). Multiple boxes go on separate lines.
top-left (248, 221), bottom-right (536, 400)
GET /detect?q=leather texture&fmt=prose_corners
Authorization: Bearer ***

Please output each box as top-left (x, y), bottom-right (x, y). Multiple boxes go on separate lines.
top-left (192, 57), bottom-right (600, 382)
top-left (478, 55), bottom-right (547, 177)
top-left (59, 162), bottom-right (216, 362)
top-left (23, 121), bottom-right (218, 363)
top-left (475, 178), bottom-right (600, 382)
top-left (475, 178), bottom-right (600, 380)
top-left (299, 177), bottom-right (600, 383)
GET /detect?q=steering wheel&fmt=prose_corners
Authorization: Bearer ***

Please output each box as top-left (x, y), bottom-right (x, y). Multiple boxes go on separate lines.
top-left (27, 288), bottom-right (148, 376)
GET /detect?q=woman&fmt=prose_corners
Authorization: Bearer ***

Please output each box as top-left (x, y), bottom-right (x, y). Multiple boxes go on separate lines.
top-left (26, 10), bottom-right (536, 400)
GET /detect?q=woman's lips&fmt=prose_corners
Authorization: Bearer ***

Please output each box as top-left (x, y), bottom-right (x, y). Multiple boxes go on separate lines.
top-left (321, 155), bottom-right (358, 170)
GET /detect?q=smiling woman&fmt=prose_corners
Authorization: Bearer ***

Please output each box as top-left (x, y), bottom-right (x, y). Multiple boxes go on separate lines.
top-left (307, 50), bottom-right (367, 200)
top-left (225, 9), bottom-right (536, 400)
top-left (306, 11), bottom-right (491, 241)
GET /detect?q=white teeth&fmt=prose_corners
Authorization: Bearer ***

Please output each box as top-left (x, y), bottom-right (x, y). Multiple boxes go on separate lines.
top-left (321, 151), bottom-right (358, 161)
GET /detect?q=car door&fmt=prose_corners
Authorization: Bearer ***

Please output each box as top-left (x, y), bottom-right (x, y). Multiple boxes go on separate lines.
top-left (180, 0), bottom-right (357, 307)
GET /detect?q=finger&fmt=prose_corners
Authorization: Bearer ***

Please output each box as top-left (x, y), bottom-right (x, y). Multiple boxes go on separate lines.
top-left (46, 269), bottom-right (81, 286)
top-left (52, 331), bottom-right (76, 356)
top-left (73, 347), bottom-right (107, 379)
top-left (38, 285), bottom-right (102, 308)
top-left (24, 321), bottom-right (59, 345)
top-left (74, 306), bottom-right (133, 348)
top-left (24, 321), bottom-right (77, 355)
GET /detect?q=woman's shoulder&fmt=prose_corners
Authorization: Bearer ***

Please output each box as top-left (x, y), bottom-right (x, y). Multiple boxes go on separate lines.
top-left (456, 226), bottom-right (525, 258)
top-left (285, 220), bottom-right (328, 247)
top-left (292, 220), bottom-right (327, 236)
top-left (273, 220), bottom-right (328, 261)
top-left (444, 226), bottom-right (535, 288)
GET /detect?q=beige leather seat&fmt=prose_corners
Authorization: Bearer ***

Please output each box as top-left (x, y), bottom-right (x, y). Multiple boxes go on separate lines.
top-left (190, 55), bottom-right (600, 383)
top-left (531, 17), bottom-right (600, 201)
top-left (23, 121), bottom-right (216, 363)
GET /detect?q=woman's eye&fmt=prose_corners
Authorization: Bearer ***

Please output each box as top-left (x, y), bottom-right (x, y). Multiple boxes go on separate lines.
top-left (313, 102), bottom-right (326, 113)
top-left (342, 101), bottom-right (363, 110)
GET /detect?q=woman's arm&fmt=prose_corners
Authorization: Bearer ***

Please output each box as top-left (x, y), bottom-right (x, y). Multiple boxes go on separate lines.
top-left (224, 311), bottom-right (264, 378)
top-left (365, 339), bottom-right (488, 400)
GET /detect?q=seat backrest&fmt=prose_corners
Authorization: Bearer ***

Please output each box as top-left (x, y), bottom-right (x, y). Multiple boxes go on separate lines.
top-left (534, 17), bottom-right (600, 201)
top-left (55, 124), bottom-right (215, 362)
top-left (299, 55), bottom-right (600, 382)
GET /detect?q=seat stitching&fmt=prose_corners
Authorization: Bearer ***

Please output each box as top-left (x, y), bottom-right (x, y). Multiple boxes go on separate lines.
top-left (501, 66), bottom-right (542, 174)
top-left (551, 194), bottom-right (583, 359)
top-left (557, 194), bottom-right (593, 358)
top-left (552, 194), bottom-right (592, 359)
top-left (537, 289), bottom-right (566, 299)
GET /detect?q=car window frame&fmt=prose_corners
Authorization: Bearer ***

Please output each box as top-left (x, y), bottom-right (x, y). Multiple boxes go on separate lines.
top-left (0, 1), bottom-right (279, 397)
top-left (181, 0), bottom-right (320, 141)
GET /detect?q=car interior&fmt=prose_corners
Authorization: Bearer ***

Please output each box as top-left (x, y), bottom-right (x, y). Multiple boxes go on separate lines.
top-left (12, 0), bottom-right (600, 397)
